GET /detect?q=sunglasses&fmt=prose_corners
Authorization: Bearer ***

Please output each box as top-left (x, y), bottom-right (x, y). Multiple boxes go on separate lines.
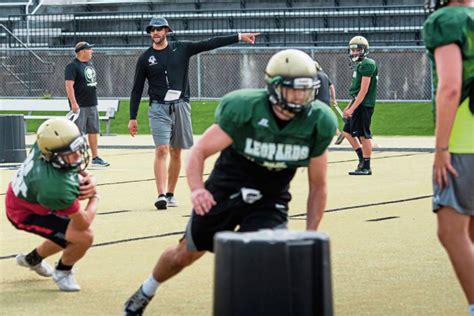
top-left (150, 26), bottom-right (166, 32)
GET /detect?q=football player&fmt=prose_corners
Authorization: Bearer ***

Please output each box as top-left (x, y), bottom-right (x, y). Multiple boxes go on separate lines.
top-left (342, 35), bottom-right (378, 175)
top-left (124, 49), bottom-right (337, 315)
top-left (5, 118), bottom-right (99, 292)
top-left (423, 1), bottom-right (474, 315)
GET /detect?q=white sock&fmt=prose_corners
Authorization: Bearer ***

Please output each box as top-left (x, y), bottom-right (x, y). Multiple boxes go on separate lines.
top-left (141, 275), bottom-right (160, 297)
top-left (469, 304), bottom-right (474, 316)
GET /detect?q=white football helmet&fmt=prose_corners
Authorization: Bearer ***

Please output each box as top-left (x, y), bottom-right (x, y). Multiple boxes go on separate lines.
top-left (265, 49), bottom-right (318, 113)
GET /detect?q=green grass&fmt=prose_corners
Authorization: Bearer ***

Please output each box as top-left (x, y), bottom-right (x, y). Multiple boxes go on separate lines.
top-left (4, 100), bottom-right (434, 136)
top-left (336, 101), bottom-right (434, 136)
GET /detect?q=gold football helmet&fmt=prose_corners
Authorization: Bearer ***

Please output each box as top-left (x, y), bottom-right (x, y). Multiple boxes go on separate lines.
top-left (36, 118), bottom-right (89, 169)
top-left (265, 49), bottom-right (318, 113)
top-left (348, 36), bottom-right (369, 62)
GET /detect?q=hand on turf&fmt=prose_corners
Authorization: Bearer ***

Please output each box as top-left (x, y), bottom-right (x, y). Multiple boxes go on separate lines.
top-left (433, 151), bottom-right (458, 189)
top-left (191, 188), bottom-right (216, 216)
top-left (78, 170), bottom-right (98, 200)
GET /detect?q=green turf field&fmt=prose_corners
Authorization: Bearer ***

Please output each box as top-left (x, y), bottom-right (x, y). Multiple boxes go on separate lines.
top-left (4, 100), bottom-right (434, 136)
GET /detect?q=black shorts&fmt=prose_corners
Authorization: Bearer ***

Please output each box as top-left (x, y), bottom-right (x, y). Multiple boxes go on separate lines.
top-left (184, 185), bottom-right (290, 252)
top-left (8, 213), bottom-right (70, 248)
top-left (343, 105), bottom-right (374, 138)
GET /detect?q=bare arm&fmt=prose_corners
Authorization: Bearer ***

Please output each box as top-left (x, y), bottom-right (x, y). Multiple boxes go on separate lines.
top-left (68, 195), bottom-right (99, 231)
top-left (433, 43), bottom-right (462, 188)
top-left (186, 124), bottom-right (233, 215)
top-left (306, 151), bottom-right (329, 230)
top-left (344, 76), bottom-right (371, 116)
top-left (65, 80), bottom-right (79, 112)
top-left (329, 83), bottom-right (337, 106)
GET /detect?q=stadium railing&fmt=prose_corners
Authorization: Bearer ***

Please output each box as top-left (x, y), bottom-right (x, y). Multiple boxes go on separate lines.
top-left (2, 5), bottom-right (427, 48)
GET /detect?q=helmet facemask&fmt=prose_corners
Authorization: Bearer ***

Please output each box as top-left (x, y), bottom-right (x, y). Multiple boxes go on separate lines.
top-left (267, 76), bottom-right (318, 113)
top-left (348, 45), bottom-right (367, 62)
top-left (46, 135), bottom-right (90, 171)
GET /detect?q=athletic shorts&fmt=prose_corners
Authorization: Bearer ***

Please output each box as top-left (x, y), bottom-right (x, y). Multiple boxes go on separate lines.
top-left (5, 184), bottom-right (78, 248)
top-left (148, 100), bottom-right (193, 149)
top-left (343, 105), bottom-right (374, 139)
top-left (433, 153), bottom-right (474, 215)
top-left (7, 213), bottom-right (70, 248)
top-left (75, 106), bottom-right (100, 134)
top-left (184, 184), bottom-right (290, 252)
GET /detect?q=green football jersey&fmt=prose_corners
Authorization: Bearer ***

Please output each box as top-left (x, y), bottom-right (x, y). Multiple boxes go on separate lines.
top-left (10, 143), bottom-right (80, 210)
top-left (215, 89), bottom-right (337, 170)
top-left (349, 58), bottom-right (378, 107)
top-left (423, 6), bottom-right (474, 153)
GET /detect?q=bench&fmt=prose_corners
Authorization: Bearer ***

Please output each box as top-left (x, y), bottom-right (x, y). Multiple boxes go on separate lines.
top-left (0, 98), bottom-right (119, 135)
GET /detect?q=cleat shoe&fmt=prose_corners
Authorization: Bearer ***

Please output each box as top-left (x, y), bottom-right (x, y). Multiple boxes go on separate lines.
top-left (166, 194), bottom-right (177, 207)
top-left (348, 168), bottom-right (372, 176)
top-left (154, 195), bottom-right (167, 210)
top-left (91, 156), bottom-right (110, 167)
top-left (124, 286), bottom-right (154, 316)
top-left (16, 254), bottom-right (53, 277)
top-left (53, 269), bottom-right (81, 292)
top-left (334, 133), bottom-right (345, 145)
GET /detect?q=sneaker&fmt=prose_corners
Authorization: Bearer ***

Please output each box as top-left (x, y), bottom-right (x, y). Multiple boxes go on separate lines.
top-left (166, 193), bottom-right (177, 207)
top-left (124, 286), bottom-right (154, 316)
top-left (334, 133), bottom-right (345, 145)
top-left (52, 269), bottom-right (81, 292)
top-left (16, 254), bottom-right (53, 277)
top-left (154, 195), bottom-right (167, 210)
top-left (348, 168), bottom-right (372, 176)
top-left (91, 156), bottom-right (110, 167)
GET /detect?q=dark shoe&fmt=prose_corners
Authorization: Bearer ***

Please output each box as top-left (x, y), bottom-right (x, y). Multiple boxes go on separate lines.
top-left (154, 195), bottom-right (167, 210)
top-left (334, 133), bottom-right (345, 145)
top-left (348, 168), bottom-right (372, 175)
top-left (91, 156), bottom-right (110, 167)
top-left (124, 286), bottom-right (154, 316)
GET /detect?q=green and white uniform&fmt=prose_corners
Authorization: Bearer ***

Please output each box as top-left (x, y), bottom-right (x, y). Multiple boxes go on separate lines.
top-left (423, 6), bottom-right (474, 154)
top-left (6, 143), bottom-right (81, 247)
top-left (11, 143), bottom-right (80, 210)
top-left (185, 89), bottom-right (337, 252)
top-left (209, 88), bottom-right (337, 195)
top-left (423, 6), bottom-right (474, 215)
top-left (349, 58), bottom-right (378, 107)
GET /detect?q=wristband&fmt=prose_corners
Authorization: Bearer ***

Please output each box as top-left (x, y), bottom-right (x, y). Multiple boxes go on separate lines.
top-left (238, 33), bottom-right (242, 41)
top-left (435, 147), bottom-right (448, 153)
top-left (91, 193), bottom-right (101, 201)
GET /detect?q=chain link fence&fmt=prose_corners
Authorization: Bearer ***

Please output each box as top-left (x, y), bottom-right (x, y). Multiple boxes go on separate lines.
top-left (1, 46), bottom-right (431, 101)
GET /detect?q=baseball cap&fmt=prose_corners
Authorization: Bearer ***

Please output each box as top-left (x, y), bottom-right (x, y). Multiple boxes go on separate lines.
top-left (75, 42), bottom-right (94, 53)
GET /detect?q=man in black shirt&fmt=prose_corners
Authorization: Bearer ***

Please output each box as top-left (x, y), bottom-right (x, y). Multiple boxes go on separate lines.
top-left (313, 61), bottom-right (344, 144)
top-left (65, 42), bottom-right (109, 167)
top-left (128, 16), bottom-right (259, 210)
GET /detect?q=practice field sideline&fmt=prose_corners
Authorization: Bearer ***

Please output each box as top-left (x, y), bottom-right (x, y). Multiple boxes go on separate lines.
top-left (0, 137), bottom-right (466, 315)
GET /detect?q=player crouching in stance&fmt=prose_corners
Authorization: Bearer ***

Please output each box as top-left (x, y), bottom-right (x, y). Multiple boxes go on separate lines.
top-left (5, 118), bottom-right (100, 292)
top-left (123, 49), bottom-right (337, 315)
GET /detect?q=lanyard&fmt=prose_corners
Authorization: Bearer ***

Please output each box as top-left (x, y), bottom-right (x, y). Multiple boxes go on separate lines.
top-left (164, 70), bottom-right (170, 89)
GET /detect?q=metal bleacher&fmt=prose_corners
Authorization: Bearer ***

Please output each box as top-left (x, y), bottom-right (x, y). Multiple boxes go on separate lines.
top-left (1, 3), bottom-right (427, 48)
